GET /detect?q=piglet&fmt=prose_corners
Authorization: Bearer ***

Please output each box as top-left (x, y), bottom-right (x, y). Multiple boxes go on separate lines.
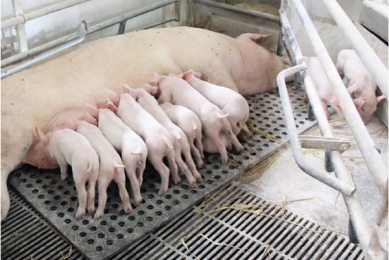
top-left (172, 70), bottom-right (250, 137)
top-left (106, 90), bottom-right (177, 195)
top-left (35, 127), bottom-right (99, 219)
top-left (76, 120), bottom-right (131, 219)
top-left (336, 49), bottom-right (385, 124)
top-left (123, 85), bottom-right (202, 188)
top-left (306, 57), bottom-right (341, 119)
top-left (160, 102), bottom-right (204, 168)
top-left (86, 104), bottom-right (147, 206)
top-left (145, 71), bottom-right (244, 164)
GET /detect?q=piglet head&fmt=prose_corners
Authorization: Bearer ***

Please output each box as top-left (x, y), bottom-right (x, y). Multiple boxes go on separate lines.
top-left (354, 95), bottom-right (386, 125)
top-left (86, 103), bottom-right (99, 126)
top-left (150, 72), bottom-right (164, 86)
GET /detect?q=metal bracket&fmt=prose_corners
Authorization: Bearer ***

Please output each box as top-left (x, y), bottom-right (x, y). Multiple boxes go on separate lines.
top-left (299, 135), bottom-right (350, 152)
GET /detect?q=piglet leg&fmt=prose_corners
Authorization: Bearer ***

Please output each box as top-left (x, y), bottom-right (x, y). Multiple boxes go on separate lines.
top-left (182, 147), bottom-right (203, 183)
top-left (125, 165), bottom-right (142, 206)
top-left (149, 154), bottom-right (170, 195)
top-left (174, 144), bottom-right (195, 187)
top-left (209, 133), bottom-right (229, 164)
top-left (94, 178), bottom-right (109, 219)
top-left (75, 181), bottom-right (88, 219)
top-left (167, 150), bottom-right (181, 184)
top-left (87, 179), bottom-right (97, 214)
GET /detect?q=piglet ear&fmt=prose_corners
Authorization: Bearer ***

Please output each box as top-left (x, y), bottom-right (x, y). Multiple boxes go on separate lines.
top-left (86, 103), bottom-right (99, 119)
top-left (330, 97), bottom-right (342, 112)
top-left (103, 99), bottom-right (118, 113)
top-left (182, 70), bottom-right (193, 82)
top-left (353, 97), bottom-right (366, 110)
top-left (150, 72), bottom-right (163, 86)
top-left (123, 85), bottom-right (143, 100)
top-left (106, 90), bottom-right (120, 107)
top-left (168, 73), bottom-right (180, 78)
top-left (35, 127), bottom-right (49, 147)
top-left (192, 70), bottom-right (202, 79)
top-left (85, 113), bottom-right (98, 126)
top-left (376, 95), bottom-right (386, 103)
top-left (217, 113), bottom-right (229, 119)
top-left (143, 83), bottom-right (159, 96)
top-left (347, 84), bottom-right (359, 95)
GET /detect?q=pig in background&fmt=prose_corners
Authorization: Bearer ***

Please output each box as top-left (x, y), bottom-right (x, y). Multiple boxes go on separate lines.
top-left (144, 71), bottom-right (244, 164)
top-left (86, 103), bottom-right (148, 212)
top-left (76, 120), bottom-right (132, 220)
top-left (122, 85), bottom-right (203, 188)
top-left (35, 126), bottom-right (99, 219)
top-left (336, 49), bottom-right (385, 125)
top-left (106, 90), bottom-right (177, 196)
top-left (2, 26), bottom-right (292, 221)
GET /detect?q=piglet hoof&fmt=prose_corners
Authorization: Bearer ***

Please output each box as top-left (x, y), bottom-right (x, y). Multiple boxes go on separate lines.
top-left (197, 160), bottom-right (204, 169)
top-left (133, 197), bottom-right (142, 207)
top-left (173, 176), bottom-right (182, 185)
top-left (61, 173), bottom-right (69, 181)
top-left (87, 204), bottom-right (95, 214)
top-left (158, 188), bottom-right (167, 196)
top-left (75, 209), bottom-right (86, 220)
top-left (195, 175), bottom-right (203, 183)
top-left (123, 204), bottom-right (133, 214)
top-left (94, 211), bottom-right (103, 220)
top-left (221, 157), bottom-right (228, 165)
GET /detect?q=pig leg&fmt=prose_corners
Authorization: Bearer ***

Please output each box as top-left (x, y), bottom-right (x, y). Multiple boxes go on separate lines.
top-left (74, 180), bottom-right (88, 219)
top-left (1, 173), bottom-right (10, 222)
top-left (113, 172), bottom-right (132, 213)
top-left (174, 145), bottom-right (195, 187)
top-left (125, 165), bottom-right (142, 207)
top-left (223, 127), bottom-right (244, 152)
top-left (195, 137), bottom-right (205, 160)
top-left (148, 154), bottom-right (170, 195)
top-left (209, 133), bottom-right (229, 164)
top-left (167, 149), bottom-right (181, 184)
top-left (94, 177), bottom-right (109, 220)
top-left (182, 145), bottom-right (203, 183)
top-left (189, 139), bottom-right (203, 169)
top-left (87, 178), bottom-right (97, 214)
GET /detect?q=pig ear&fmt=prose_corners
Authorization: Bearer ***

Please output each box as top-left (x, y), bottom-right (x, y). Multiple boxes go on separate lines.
top-left (241, 33), bottom-right (271, 46)
top-left (376, 95), bottom-right (386, 103)
top-left (217, 113), bottom-right (229, 119)
top-left (143, 83), bottom-right (158, 96)
top-left (103, 99), bottom-right (118, 113)
top-left (192, 70), bottom-right (202, 79)
top-left (150, 72), bottom-right (163, 86)
top-left (85, 113), bottom-right (98, 126)
top-left (353, 97), bottom-right (366, 110)
top-left (35, 127), bottom-right (49, 147)
top-left (168, 73), bottom-right (180, 78)
top-left (123, 84), bottom-right (143, 100)
top-left (86, 103), bottom-right (99, 119)
top-left (182, 70), bottom-right (193, 82)
top-left (347, 84), bottom-right (359, 95)
top-left (330, 97), bottom-right (342, 112)
top-left (106, 90), bottom-right (120, 107)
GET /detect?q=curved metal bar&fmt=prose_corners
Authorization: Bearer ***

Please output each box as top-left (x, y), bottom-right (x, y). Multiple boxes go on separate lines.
top-left (277, 64), bottom-right (356, 196)
top-left (1, 21), bottom-right (87, 79)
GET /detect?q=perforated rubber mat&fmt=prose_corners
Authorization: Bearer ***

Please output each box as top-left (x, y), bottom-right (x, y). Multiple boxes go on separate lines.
top-left (7, 86), bottom-right (317, 260)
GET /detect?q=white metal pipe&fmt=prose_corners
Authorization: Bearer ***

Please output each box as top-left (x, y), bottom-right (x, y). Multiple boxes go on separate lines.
top-left (321, 0), bottom-right (388, 99)
top-left (290, 0), bottom-right (388, 196)
top-left (1, 0), bottom-right (90, 29)
top-left (305, 73), bottom-right (375, 256)
top-left (1, 0), bottom-right (178, 68)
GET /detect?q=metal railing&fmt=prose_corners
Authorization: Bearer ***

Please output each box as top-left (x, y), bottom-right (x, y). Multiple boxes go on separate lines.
top-left (278, 0), bottom-right (388, 258)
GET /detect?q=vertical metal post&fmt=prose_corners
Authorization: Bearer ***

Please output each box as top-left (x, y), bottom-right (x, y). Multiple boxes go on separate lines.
top-left (13, 0), bottom-right (28, 53)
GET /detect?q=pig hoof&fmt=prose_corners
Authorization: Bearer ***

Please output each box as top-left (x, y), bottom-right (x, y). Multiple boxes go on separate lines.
top-left (197, 161), bottom-right (204, 169)
top-left (195, 175), bottom-right (203, 183)
top-left (75, 210), bottom-right (85, 220)
top-left (124, 206), bottom-right (133, 214)
top-left (158, 189), bottom-right (167, 196)
top-left (87, 206), bottom-right (95, 214)
top-left (94, 212), bottom-right (103, 220)
top-left (173, 177), bottom-right (182, 184)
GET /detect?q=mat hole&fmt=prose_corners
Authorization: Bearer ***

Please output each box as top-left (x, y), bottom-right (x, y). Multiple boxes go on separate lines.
top-left (138, 211), bottom-right (144, 215)
top-left (82, 220), bottom-right (89, 225)
top-left (36, 180), bottom-right (42, 184)
top-left (101, 221), bottom-right (107, 226)
top-left (119, 222), bottom-right (125, 227)
top-left (129, 216), bottom-right (135, 221)
top-left (72, 225), bottom-right (79, 230)
top-left (181, 184), bottom-right (188, 189)
top-left (80, 232), bottom-right (86, 237)
top-left (71, 196), bottom-right (77, 201)
top-left (32, 189), bottom-right (38, 193)
top-left (137, 222), bottom-right (144, 227)
top-left (112, 204), bottom-right (119, 208)
top-left (65, 219), bottom-right (71, 224)
top-left (38, 195), bottom-right (44, 199)
top-left (110, 215), bottom-right (117, 220)
top-left (51, 180), bottom-right (57, 184)
top-left (156, 211), bottom-right (162, 216)
top-left (190, 190), bottom-right (197, 194)
top-left (165, 195), bottom-right (172, 199)
top-left (90, 226), bottom-right (97, 231)
top-left (147, 205), bottom-right (154, 210)
top-left (87, 239), bottom-right (94, 244)
top-left (199, 185), bottom-right (205, 189)
top-left (173, 190), bottom-right (180, 194)
top-left (148, 194), bottom-right (155, 199)
top-left (104, 209), bottom-right (110, 214)
top-left (182, 195), bottom-right (189, 199)
top-left (165, 206), bottom-right (171, 211)
top-left (109, 227), bottom-right (115, 232)
top-left (58, 213), bottom-right (64, 217)
top-left (96, 246), bottom-right (103, 251)
top-left (127, 228), bottom-right (134, 233)
top-left (44, 200), bottom-right (51, 205)
top-left (61, 201), bottom-right (68, 206)
top-left (146, 217), bottom-right (153, 221)
top-left (68, 207), bottom-right (74, 212)
top-left (117, 234), bottom-right (124, 239)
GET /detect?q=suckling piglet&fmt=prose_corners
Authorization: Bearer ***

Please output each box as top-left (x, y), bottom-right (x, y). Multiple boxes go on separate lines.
top-left (35, 127), bottom-right (99, 219)
top-left (122, 85), bottom-right (202, 188)
top-left (86, 104), bottom-right (147, 206)
top-left (173, 70), bottom-right (250, 136)
top-left (145, 71), bottom-right (244, 164)
top-left (76, 120), bottom-right (131, 219)
top-left (160, 102), bottom-right (204, 168)
top-left (336, 49), bottom-right (386, 124)
top-left (106, 90), bottom-right (177, 195)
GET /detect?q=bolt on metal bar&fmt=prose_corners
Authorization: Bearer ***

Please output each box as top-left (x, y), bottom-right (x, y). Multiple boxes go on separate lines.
top-left (277, 64), bottom-right (356, 196)
top-left (1, 0), bottom-right (90, 29)
top-left (1, 21), bottom-right (86, 79)
top-left (1, 0), bottom-right (178, 68)
top-left (321, 0), bottom-right (388, 99)
top-left (290, 0), bottom-right (388, 196)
